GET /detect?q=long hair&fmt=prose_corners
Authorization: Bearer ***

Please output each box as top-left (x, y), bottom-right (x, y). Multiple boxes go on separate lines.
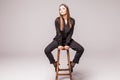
top-left (59, 4), bottom-right (72, 31)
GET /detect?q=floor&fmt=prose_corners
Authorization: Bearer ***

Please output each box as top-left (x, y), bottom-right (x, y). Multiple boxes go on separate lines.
top-left (0, 51), bottom-right (120, 80)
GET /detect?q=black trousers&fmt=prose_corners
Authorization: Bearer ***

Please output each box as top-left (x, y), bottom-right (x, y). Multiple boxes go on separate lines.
top-left (44, 40), bottom-right (84, 64)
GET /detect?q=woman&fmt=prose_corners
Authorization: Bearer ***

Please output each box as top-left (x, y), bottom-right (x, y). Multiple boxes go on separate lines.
top-left (44, 4), bottom-right (84, 72)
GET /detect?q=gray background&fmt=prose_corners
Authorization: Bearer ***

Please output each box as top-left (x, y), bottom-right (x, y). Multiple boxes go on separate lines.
top-left (0, 0), bottom-right (120, 80)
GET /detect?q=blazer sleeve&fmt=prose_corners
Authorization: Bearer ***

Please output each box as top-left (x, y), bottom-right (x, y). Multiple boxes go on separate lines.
top-left (55, 18), bottom-right (62, 46)
top-left (65, 19), bottom-right (75, 45)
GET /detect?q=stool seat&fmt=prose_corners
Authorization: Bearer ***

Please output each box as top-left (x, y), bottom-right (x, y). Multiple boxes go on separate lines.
top-left (56, 49), bottom-right (72, 80)
top-left (58, 47), bottom-right (68, 50)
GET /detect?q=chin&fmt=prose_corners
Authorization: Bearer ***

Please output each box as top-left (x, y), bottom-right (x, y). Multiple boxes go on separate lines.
top-left (60, 13), bottom-right (65, 15)
top-left (61, 14), bottom-right (65, 16)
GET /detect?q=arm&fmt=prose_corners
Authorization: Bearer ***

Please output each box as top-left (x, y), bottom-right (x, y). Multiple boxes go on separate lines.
top-left (55, 18), bottom-right (62, 46)
top-left (65, 19), bottom-right (75, 45)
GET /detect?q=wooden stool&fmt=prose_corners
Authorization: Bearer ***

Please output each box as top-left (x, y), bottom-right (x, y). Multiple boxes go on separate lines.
top-left (56, 48), bottom-right (72, 80)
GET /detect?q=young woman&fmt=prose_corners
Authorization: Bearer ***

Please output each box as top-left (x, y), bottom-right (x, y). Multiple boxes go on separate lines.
top-left (44, 4), bottom-right (84, 72)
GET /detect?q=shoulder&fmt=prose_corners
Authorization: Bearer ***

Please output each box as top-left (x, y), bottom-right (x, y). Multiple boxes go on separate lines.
top-left (55, 17), bottom-right (60, 22)
top-left (70, 17), bottom-right (75, 22)
top-left (55, 17), bottom-right (60, 26)
top-left (70, 17), bottom-right (75, 25)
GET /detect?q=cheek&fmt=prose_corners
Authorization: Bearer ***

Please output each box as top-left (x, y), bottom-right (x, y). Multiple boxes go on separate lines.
top-left (62, 9), bottom-right (65, 13)
top-left (63, 9), bottom-right (67, 14)
top-left (59, 10), bottom-right (62, 14)
top-left (59, 8), bottom-right (67, 15)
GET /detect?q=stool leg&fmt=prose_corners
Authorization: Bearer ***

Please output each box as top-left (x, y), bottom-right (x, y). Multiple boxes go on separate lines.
top-left (56, 50), bottom-right (60, 80)
top-left (67, 50), bottom-right (72, 80)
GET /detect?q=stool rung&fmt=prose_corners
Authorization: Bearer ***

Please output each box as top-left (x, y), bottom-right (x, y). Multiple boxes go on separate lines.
top-left (59, 69), bottom-right (69, 71)
top-left (56, 49), bottom-right (72, 80)
top-left (58, 73), bottom-right (70, 76)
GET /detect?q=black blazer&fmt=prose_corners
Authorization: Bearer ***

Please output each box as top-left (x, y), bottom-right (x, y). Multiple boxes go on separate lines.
top-left (53, 17), bottom-right (75, 46)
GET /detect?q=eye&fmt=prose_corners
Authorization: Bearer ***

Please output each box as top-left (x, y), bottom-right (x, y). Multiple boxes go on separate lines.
top-left (62, 7), bottom-right (65, 10)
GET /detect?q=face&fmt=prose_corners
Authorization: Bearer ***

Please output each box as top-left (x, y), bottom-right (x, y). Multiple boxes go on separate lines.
top-left (59, 5), bottom-right (67, 16)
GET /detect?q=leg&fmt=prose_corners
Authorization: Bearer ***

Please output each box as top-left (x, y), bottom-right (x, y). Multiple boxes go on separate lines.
top-left (56, 49), bottom-right (60, 80)
top-left (69, 40), bottom-right (84, 64)
top-left (67, 50), bottom-right (72, 80)
top-left (44, 40), bottom-right (58, 64)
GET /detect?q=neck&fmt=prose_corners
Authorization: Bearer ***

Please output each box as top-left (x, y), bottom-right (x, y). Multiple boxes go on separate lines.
top-left (63, 14), bottom-right (67, 20)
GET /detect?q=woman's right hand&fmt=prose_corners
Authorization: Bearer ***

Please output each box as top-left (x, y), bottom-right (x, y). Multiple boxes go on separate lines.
top-left (58, 46), bottom-right (64, 50)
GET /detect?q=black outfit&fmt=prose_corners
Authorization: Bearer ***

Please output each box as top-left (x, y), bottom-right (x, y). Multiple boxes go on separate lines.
top-left (44, 17), bottom-right (84, 64)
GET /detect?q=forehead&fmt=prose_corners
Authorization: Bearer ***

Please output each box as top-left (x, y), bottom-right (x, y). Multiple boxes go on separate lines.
top-left (59, 5), bottom-right (66, 9)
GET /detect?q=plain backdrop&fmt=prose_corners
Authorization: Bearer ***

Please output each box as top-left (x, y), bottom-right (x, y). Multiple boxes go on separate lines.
top-left (0, 0), bottom-right (120, 80)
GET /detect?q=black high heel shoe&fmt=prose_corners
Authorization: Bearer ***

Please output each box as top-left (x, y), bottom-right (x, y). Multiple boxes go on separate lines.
top-left (53, 61), bottom-right (57, 72)
top-left (70, 61), bottom-right (75, 72)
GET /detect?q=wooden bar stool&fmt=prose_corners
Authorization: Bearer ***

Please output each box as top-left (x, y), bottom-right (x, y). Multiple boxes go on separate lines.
top-left (56, 48), bottom-right (72, 80)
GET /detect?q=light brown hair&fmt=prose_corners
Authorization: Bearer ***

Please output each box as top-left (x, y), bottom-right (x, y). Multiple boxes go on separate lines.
top-left (59, 4), bottom-right (72, 31)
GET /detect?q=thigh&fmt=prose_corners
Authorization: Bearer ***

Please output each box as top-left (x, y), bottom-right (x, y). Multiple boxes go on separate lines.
top-left (45, 40), bottom-right (59, 52)
top-left (69, 40), bottom-right (84, 51)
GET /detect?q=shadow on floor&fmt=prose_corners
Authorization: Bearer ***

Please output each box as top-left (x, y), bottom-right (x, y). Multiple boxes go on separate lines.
top-left (57, 70), bottom-right (90, 80)
top-left (72, 70), bottom-right (89, 80)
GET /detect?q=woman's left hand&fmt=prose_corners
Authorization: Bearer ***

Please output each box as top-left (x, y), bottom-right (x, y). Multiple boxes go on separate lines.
top-left (64, 45), bottom-right (70, 50)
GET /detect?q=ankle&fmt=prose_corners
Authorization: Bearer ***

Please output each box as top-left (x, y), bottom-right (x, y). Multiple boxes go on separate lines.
top-left (53, 61), bottom-right (57, 67)
top-left (71, 62), bottom-right (76, 67)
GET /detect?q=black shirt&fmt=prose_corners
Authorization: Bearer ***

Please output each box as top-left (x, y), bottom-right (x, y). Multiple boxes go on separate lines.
top-left (53, 17), bottom-right (75, 46)
top-left (61, 20), bottom-right (70, 44)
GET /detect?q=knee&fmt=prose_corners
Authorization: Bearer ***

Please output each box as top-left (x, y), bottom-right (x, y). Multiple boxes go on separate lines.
top-left (78, 46), bottom-right (84, 53)
top-left (44, 47), bottom-right (50, 55)
top-left (81, 47), bottom-right (84, 52)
